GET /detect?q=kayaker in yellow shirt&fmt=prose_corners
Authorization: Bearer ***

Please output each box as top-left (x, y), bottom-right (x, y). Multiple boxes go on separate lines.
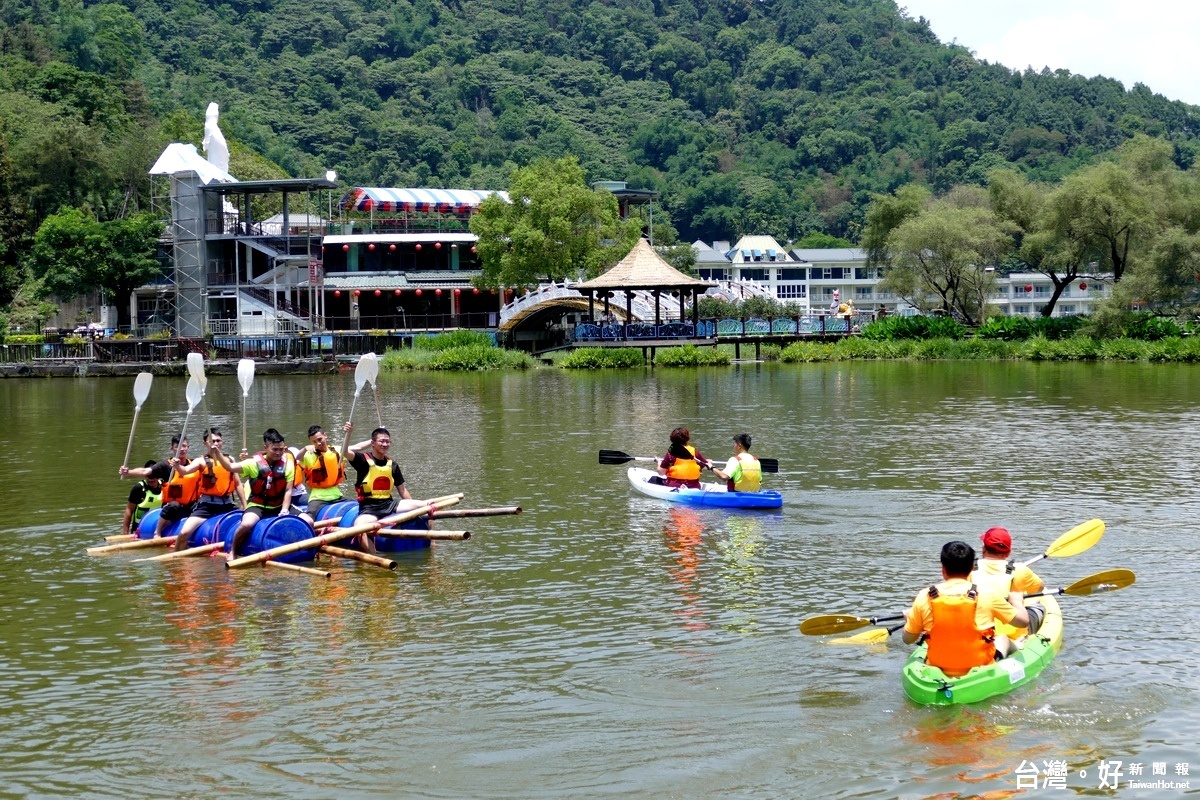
top-left (903, 541), bottom-right (1031, 677)
top-left (709, 433), bottom-right (762, 492)
top-left (970, 526), bottom-right (1046, 639)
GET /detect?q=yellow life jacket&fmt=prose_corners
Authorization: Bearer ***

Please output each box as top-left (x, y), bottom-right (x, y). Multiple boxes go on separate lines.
top-left (924, 583), bottom-right (995, 678)
top-left (163, 458), bottom-right (201, 505)
top-left (133, 481), bottom-right (162, 523)
top-left (971, 560), bottom-right (1026, 638)
top-left (304, 448), bottom-right (345, 490)
top-left (729, 452), bottom-right (762, 492)
top-left (665, 445), bottom-right (701, 482)
top-left (357, 457), bottom-right (395, 501)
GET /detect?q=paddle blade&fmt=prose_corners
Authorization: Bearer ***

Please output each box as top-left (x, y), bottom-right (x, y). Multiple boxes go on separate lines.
top-left (830, 627), bottom-right (892, 645)
top-left (237, 358), bottom-right (255, 396)
top-left (363, 352), bottom-right (379, 387)
top-left (1062, 568), bottom-right (1135, 596)
top-left (184, 376), bottom-right (203, 411)
top-left (353, 353), bottom-right (372, 394)
top-left (132, 372), bottom-right (153, 409)
top-left (759, 458), bottom-right (779, 474)
top-left (1045, 519), bottom-right (1105, 559)
top-left (186, 352), bottom-right (206, 388)
top-left (599, 449), bottom-right (635, 465)
top-left (799, 614), bottom-right (873, 636)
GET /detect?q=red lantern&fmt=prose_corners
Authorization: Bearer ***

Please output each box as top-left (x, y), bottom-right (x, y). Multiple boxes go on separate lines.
top-left (1079, 283), bottom-right (1087, 291)
top-left (334, 290), bottom-right (341, 298)
top-left (374, 289), bottom-right (381, 297)
top-left (389, 244), bottom-right (396, 252)
top-left (1024, 284), bottom-right (1033, 292)
top-left (415, 289), bottom-right (423, 296)
top-left (435, 242), bottom-right (442, 250)
top-left (415, 243), bottom-right (422, 251)
top-left (353, 290), bottom-right (360, 297)
top-left (368, 243), bottom-right (375, 251)
top-left (435, 288), bottom-right (442, 296)
top-left (342, 244), bottom-right (350, 252)
top-left (472, 287), bottom-right (479, 295)
top-left (454, 288), bottom-right (461, 296)
top-left (471, 246), bottom-right (477, 254)
top-left (394, 289), bottom-right (401, 296)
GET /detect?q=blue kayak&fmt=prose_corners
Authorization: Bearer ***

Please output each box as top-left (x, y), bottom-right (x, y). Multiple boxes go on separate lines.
top-left (627, 467), bottom-right (783, 509)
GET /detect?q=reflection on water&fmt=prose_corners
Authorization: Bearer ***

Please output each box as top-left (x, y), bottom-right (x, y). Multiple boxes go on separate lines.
top-left (0, 364), bottom-right (1197, 799)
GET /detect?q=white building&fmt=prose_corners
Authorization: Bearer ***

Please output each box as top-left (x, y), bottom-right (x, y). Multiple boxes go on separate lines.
top-left (692, 240), bottom-right (1110, 317)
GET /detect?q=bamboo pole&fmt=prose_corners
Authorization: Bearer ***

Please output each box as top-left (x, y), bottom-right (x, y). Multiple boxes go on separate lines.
top-left (430, 506), bottom-right (521, 519)
top-left (87, 535), bottom-right (178, 555)
top-left (133, 542), bottom-right (225, 562)
top-left (265, 560), bottom-right (331, 579)
top-left (226, 495), bottom-right (463, 569)
top-left (374, 529), bottom-right (471, 541)
top-left (105, 533), bottom-right (138, 542)
top-left (320, 545), bottom-right (398, 570)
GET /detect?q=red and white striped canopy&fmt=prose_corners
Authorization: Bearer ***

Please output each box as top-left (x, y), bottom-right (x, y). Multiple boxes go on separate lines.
top-left (341, 187), bottom-right (508, 213)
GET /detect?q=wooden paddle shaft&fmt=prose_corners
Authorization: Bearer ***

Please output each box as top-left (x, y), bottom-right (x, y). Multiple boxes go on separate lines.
top-left (265, 560), bottom-right (331, 579)
top-left (87, 535), bottom-right (178, 555)
top-left (319, 545), bottom-right (397, 570)
top-left (374, 529), bottom-right (470, 541)
top-left (135, 542), bottom-right (225, 562)
top-left (430, 506), bottom-right (521, 518)
top-left (226, 496), bottom-right (462, 569)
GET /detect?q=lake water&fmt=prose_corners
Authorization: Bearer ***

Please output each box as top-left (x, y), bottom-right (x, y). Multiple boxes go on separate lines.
top-left (0, 362), bottom-right (1196, 798)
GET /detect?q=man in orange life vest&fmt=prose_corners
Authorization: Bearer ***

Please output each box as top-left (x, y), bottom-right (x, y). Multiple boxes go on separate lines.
top-left (119, 435), bottom-right (199, 539)
top-left (297, 424), bottom-right (346, 523)
top-left (210, 428), bottom-right (296, 560)
top-left (169, 427), bottom-right (246, 551)
top-left (902, 540), bottom-right (1031, 677)
top-left (343, 423), bottom-right (416, 552)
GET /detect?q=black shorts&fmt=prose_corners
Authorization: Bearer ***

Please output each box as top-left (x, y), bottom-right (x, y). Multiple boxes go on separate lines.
top-left (190, 499), bottom-right (237, 519)
top-left (358, 499), bottom-right (398, 519)
top-left (161, 501), bottom-right (196, 522)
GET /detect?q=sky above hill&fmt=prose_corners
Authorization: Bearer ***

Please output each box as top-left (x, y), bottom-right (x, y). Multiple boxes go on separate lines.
top-left (899, 0), bottom-right (1200, 107)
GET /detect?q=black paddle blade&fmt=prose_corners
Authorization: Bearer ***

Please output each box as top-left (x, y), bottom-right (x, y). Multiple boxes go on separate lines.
top-left (759, 458), bottom-right (779, 473)
top-left (599, 450), bottom-right (634, 465)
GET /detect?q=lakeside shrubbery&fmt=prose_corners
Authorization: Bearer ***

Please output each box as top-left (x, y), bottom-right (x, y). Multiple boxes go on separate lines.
top-left (778, 335), bottom-right (1200, 362)
top-left (380, 331), bottom-right (538, 371)
top-left (558, 348), bottom-right (646, 369)
top-left (654, 345), bottom-right (732, 367)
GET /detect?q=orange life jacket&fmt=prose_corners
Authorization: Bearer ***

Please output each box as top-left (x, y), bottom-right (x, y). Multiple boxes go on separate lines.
top-left (303, 448), bottom-right (345, 490)
top-left (924, 583), bottom-right (996, 678)
top-left (163, 458), bottom-right (201, 505)
top-left (198, 456), bottom-right (238, 498)
top-left (665, 445), bottom-right (701, 482)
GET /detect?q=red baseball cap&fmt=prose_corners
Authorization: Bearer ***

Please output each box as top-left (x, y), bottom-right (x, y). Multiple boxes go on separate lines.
top-left (980, 526), bottom-right (1012, 555)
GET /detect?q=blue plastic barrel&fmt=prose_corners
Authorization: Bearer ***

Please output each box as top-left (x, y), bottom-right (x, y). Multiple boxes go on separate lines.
top-left (181, 510), bottom-right (243, 549)
top-left (373, 512), bottom-right (431, 553)
top-left (240, 515), bottom-right (317, 564)
top-left (136, 507), bottom-right (183, 540)
top-left (315, 500), bottom-right (358, 527)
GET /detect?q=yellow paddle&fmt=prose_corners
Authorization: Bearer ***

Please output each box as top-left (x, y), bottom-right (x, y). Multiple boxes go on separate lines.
top-left (805, 568), bottom-right (1135, 643)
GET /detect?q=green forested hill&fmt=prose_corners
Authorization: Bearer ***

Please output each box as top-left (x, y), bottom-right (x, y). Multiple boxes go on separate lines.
top-left (3, 0), bottom-right (1200, 307)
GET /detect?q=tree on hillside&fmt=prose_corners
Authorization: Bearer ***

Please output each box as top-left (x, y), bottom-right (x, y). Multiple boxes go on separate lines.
top-left (29, 207), bottom-right (163, 329)
top-left (861, 184), bottom-right (930, 267)
top-left (469, 157), bottom-right (640, 288)
top-left (878, 188), bottom-right (1013, 325)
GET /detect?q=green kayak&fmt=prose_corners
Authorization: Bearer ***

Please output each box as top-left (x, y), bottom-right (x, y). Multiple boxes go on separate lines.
top-left (901, 595), bottom-right (1063, 705)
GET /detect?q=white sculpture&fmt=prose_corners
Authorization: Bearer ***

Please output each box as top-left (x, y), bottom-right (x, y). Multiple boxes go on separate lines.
top-left (202, 102), bottom-right (229, 173)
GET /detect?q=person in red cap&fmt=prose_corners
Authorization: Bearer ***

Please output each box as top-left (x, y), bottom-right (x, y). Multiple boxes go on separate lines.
top-left (970, 526), bottom-right (1046, 645)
